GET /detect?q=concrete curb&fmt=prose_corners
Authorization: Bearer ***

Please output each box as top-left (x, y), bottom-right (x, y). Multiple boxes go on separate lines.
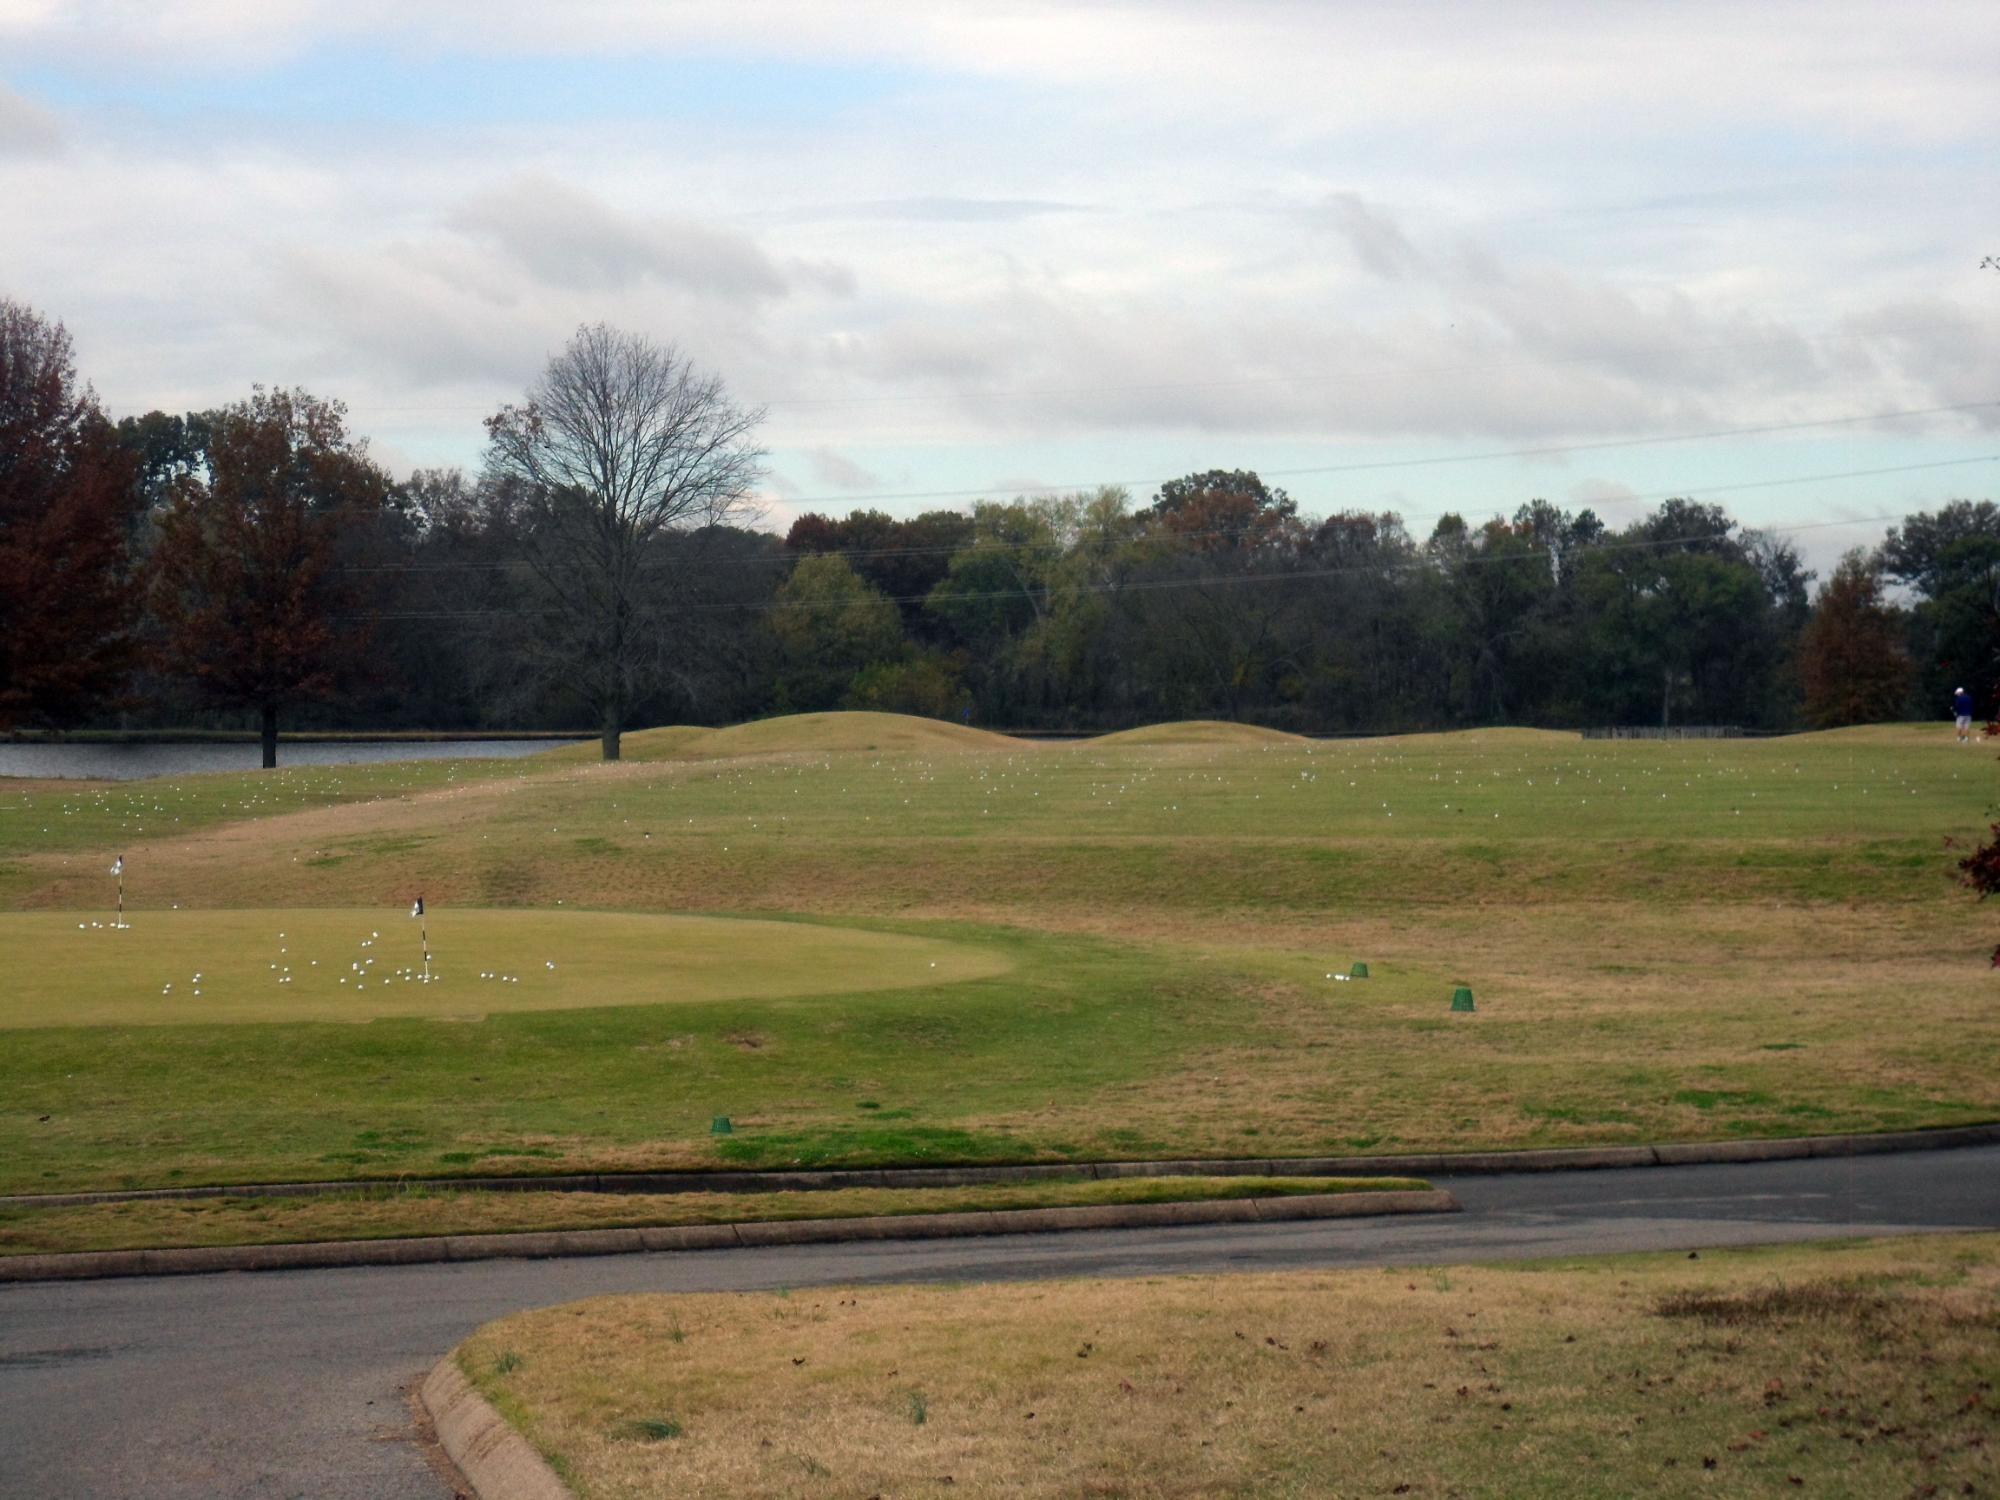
top-left (0, 1189), bottom-right (1456, 1285)
top-left (421, 1357), bottom-right (571, 1500)
top-left (8, 1121), bottom-right (1995, 1210)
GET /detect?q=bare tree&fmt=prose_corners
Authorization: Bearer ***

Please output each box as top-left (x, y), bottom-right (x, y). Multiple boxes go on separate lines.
top-left (484, 324), bottom-right (766, 759)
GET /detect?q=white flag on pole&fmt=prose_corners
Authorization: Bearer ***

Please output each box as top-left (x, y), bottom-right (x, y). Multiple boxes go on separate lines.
top-left (410, 896), bottom-right (424, 918)
top-left (110, 856), bottom-right (124, 877)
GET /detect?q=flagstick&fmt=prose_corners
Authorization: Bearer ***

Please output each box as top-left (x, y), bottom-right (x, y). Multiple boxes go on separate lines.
top-left (413, 895), bottom-right (431, 982)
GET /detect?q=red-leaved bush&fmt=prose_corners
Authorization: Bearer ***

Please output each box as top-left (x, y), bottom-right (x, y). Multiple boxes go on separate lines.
top-left (1960, 822), bottom-right (2000, 966)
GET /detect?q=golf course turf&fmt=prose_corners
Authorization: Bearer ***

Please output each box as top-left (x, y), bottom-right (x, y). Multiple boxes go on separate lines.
top-left (4, 714), bottom-right (1995, 1216)
top-left (0, 908), bottom-right (1009, 1027)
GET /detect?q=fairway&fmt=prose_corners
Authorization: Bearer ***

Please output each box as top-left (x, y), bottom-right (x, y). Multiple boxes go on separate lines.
top-left (0, 908), bottom-right (1011, 1027)
top-left (3, 714), bottom-right (1997, 1200)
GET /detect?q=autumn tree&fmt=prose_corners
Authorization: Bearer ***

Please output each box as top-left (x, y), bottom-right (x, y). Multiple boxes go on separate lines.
top-left (1798, 550), bottom-right (1912, 727)
top-left (485, 324), bottom-right (765, 760)
top-left (147, 388), bottom-right (390, 766)
top-left (1148, 469), bottom-right (1298, 553)
top-left (0, 300), bottom-right (141, 731)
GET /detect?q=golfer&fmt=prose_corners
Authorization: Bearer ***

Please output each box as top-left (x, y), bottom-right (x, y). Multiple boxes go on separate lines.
top-left (1953, 686), bottom-right (1974, 743)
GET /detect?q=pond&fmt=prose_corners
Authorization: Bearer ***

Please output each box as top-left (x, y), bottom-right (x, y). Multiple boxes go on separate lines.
top-left (0, 739), bottom-right (586, 780)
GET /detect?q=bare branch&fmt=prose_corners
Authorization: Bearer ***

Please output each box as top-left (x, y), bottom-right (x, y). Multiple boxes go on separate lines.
top-left (484, 324), bottom-right (765, 759)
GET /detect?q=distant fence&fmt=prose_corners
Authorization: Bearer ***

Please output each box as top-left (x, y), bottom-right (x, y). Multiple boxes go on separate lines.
top-left (1582, 725), bottom-right (1743, 741)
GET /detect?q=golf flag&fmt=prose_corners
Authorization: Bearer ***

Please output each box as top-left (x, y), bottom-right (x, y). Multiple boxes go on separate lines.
top-left (411, 895), bottom-right (431, 981)
top-left (110, 856), bottom-right (123, 877)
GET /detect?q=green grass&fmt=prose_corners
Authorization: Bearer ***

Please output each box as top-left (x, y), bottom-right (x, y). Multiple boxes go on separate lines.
top-left (0, 755), bottom-right (531, 858)
top-left (0, 1174), bottom-right (1422, 1257)
top-left (0, 908), bottom-right (1007, 1027)
top-left (1, 715), bottom-right (1995, 1209)
top-left (0, 924), bottom-right (1274, 1193)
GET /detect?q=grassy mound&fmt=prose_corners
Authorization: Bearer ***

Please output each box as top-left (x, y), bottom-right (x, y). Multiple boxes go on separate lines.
top-left (0, 908), bottom-right (1010, 1027)
top-left (545, 713), bottom-right (1024, 764)
top-left (694, 712), bottom-right (1022, 757)
top-left (541, 725), bottom-right (711, 763)
top-left (1089, 720), bottom-right (1307, 747)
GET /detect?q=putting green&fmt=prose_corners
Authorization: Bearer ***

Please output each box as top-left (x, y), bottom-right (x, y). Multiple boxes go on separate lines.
top-left (2, 909), bottom-right (1014, 1027)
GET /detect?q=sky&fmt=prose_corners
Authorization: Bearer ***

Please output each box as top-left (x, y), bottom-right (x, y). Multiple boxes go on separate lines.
top-left (4, 0), bottom-right (1997, 570)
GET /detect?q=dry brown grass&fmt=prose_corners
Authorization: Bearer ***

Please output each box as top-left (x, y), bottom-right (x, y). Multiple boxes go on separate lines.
top-left (464, 1233), bottom-right (2000, 1500)
top-left (0, 1176), bottom-right (1419, 1257)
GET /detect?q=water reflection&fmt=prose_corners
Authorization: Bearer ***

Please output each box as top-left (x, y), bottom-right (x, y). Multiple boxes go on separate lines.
top-left (0, 739), bottom-right (585, 780)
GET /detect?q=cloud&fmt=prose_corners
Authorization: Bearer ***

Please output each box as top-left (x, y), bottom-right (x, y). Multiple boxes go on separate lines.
top-left (807, 447), bottom-right (887, 491)
top-left (799, 197), bottom-right (1092, 224)
top-left (804, 233), bottom-right (1809, 443)
top-left (1569, 477), bottom-right (1643, 510)
top-left (1321, 193), bottom-right (1424, 280)
top-left (17, 2), bottom-right (1997, 147)
top-left (6, 0), bottom-right (1994, 551)
top-left (449, 175), bottom-right (790, 300)
top-left (0, 84), bottom-right (63, 156)
top-left (268, 239), bottom-right (556, 387)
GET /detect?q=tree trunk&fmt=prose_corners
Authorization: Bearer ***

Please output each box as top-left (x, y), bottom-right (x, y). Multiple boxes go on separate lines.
top-left (601, 705), bottom-right (622, 762)
top-left (260, 704), bottom-right (278, 769)
top-left (1660, 669), bottom-right (1673, 730)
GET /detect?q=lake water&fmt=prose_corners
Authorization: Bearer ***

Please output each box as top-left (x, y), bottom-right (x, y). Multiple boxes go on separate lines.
top-left (0, 739), bottom-right (586, 781)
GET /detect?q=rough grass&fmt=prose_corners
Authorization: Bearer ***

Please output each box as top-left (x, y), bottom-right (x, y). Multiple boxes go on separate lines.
top-left (0, 755), bottom-right (530, 858)
top-left (0, 908), bottom-right (1008, 1027)
top-left (2, 717), bottom-right (1995, 1202)
top-left (461, 1231), bottom-right (2000, 1500)
top-left (0, 1175), bottom-right (1421, 1257)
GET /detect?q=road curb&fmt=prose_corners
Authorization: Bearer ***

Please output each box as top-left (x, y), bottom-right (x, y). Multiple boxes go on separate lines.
top-left (0, 1189), bottom-right (1457, 1284)
top-left (7, 1121), bottom-right (1994, 1210)
top-left (421, 1357), bottom-right (572, 1500)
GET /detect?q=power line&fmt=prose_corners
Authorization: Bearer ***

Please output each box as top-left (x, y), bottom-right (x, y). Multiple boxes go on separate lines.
top-left (753, 399), bottom-right (1998, 509)
top-left (336, 516), bottom-right (1860, 621)
top-left (336, 405), bottom-right (1997, 575)
top-left (336, 446), bottom-right (1992, 580)
top-left (335, 456), bottom-right (1998, 620)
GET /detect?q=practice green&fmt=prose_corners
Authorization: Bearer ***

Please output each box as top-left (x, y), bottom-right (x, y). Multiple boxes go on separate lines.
top-left (1, 908), bottom-right (1013, 1027)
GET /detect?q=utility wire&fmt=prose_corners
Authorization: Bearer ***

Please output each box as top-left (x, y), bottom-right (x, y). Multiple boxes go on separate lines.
top-left (339, 447), bottom-right (1997, 579)
top-left (334, 405), bottom-right (1997, 574)
top-left (335, 460), bottom-right (1996, 620)
top-left (761, 400), bottom-right (1999, 509)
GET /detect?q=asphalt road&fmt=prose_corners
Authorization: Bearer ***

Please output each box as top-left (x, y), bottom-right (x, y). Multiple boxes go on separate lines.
top-left (3, 1145), bottom-right (1995, 1500)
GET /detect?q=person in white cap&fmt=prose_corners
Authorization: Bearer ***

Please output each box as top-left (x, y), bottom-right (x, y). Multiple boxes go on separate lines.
top-left (1952, 686), bottom-right (1974, 743)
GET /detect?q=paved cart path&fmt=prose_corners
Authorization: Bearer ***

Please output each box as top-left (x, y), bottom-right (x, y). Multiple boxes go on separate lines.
top-left (3, 1146), bottom-right (1995, 1500)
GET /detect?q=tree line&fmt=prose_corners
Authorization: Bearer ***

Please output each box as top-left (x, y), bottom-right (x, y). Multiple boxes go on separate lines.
top-left (3, 301), bottom-right (1995, 761)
